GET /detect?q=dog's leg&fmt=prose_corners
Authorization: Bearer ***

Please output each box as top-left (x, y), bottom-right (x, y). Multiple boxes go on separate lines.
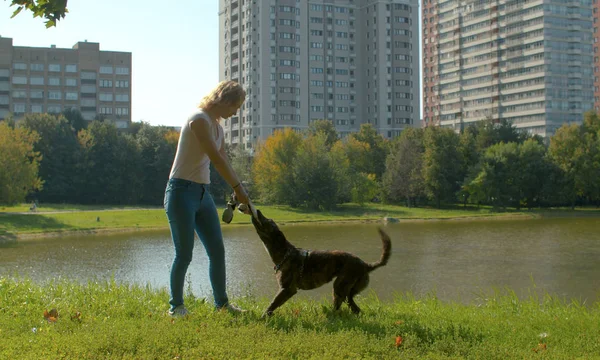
top-left (332, 277), bottom-right (354, 311)
top-left (262, 287), bottom-right (297, 318)
top-left (347, 275), bottom-right (370, 314)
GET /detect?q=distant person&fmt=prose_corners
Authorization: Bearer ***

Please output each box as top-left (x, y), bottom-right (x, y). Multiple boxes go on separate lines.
top-left (164, 80), bottom-right (251, 316)
top-left (29, 201), bottom-right (37, 212)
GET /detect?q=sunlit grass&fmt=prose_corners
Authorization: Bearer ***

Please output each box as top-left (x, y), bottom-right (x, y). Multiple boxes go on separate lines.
top-left (0, 277), bottom-right (598, 359)
top-left (1, 202), bottom-right (598, 237)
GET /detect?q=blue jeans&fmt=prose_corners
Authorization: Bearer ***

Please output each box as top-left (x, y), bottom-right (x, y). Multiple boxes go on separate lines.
top-left (164, 178), bottom-right (229, 310)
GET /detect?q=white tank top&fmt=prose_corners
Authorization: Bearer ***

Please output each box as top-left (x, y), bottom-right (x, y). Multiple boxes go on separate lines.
top-left (169, 109), bottom-right (223, 184)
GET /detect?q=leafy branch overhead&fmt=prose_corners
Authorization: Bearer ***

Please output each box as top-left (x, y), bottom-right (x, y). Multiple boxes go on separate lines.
top-left (8, 0), bottom-right (68, 28)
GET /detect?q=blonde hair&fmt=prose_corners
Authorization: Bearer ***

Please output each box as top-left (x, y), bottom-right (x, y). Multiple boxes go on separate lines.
top-left (199, 80), bottom-right (246, 111)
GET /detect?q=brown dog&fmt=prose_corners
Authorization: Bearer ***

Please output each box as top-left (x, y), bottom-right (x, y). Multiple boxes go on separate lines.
top-left (251, 209), bottom-right (391, 317)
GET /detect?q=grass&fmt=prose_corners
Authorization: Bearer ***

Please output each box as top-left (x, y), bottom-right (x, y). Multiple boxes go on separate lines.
top-left (0, 277), bottom-right (598, 359)
top-left (1, 202), bottom-right (599, 238)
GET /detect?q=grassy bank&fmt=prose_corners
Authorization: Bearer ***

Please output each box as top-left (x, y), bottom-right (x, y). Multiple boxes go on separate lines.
top-left (1, 203), bottom-right (599, 239)
top-left (0, 277), bottom-right (598, 359)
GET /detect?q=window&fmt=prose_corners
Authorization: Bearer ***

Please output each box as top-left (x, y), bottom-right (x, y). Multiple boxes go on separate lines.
top-left (12, 76), bottom-right (27, 84)
top-left (30, 64), bottom-right (44, 71)
top-left (100, 79), bottom-right (113, 88)
top-left (30, 90), bottom-right (43, 99)
top-left (12, 90), bottom-right (27, 98)
top-left (48, 91), bottom-right (62, 100)
top-left (31, 105), bottom-right (43, 113)
top-left (65, 64), bottom-right (77, 72)
top-left (99, 66), bottom-right (113, 74)
top-left (65, 92), bottom-right (78, 101)
top-left (66, 78), bottom-right (77, 86)
top-left (49, 64), bottom-right (61, 72)
top-left (116, 67), bottom-right (130, 75)
top-left (116, 107), bottom-right (129, 115)
top-left (49, 78), bottom-right (61, 86)
top-left (99, 107), bottom-right (113, 115)
top-left (99, 93), bottom-right (113, 101)
top-left (116, 94), bottom-right (129, 102)
top-left (30, 77), bottom-right (44, 85)
top-left (13, 103), bottom-right (26, 113)
top-left (81, 85), bottom-right (97, 94)
top-left (81, 71), bottom-right (96, 80)
top-left (81, 99), bottom-right (96, 106)
top-left (47, 105), bottom-right (61, 113)
top-left (13, 63), bottom-right (27, 70)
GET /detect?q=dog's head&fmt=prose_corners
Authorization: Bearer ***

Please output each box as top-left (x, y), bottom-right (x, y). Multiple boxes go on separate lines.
top-left (251, 209), bottom-right (285, 246)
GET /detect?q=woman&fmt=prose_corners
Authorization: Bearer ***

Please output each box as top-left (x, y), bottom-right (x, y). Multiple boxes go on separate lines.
top-left (164, 80), bottom-right (250, 316)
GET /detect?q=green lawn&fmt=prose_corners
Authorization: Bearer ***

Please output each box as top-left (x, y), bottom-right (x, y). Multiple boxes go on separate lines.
top-left (0, 203), bottom-right (531, 238)
top-left (1, 277), bottom-right (598, 359)
top-left (1, 202), bottom-right (599, 238)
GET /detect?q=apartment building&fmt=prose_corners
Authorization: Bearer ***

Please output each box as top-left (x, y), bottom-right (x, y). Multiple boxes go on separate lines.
top-left (0, 37), bottom-right (132, 128)
top-left (218, 0), bottom-right (420, 150)
top-left (423, 0), bottom-right (594, 136)
top-left (594, 0), bottom-right (600, 112)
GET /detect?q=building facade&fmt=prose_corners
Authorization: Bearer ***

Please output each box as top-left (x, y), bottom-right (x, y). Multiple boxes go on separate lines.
top-left (594, 0), bottom-right (600, 112)
top-left (218, 0), bottom-right (420, 150)
top-left (423, 0), bottom-right (594, 136)
top-left (0, 37), bottom-right (132, 127)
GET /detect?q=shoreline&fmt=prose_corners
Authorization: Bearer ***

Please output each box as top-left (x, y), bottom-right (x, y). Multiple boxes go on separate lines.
top-left (2, 212), bottom-right (544, 240)
top-left (3, 207), bottom-right (599, 241)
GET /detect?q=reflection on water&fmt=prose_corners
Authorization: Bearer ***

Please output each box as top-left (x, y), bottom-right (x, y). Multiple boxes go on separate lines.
top-left (1, 217), bottom-right (599, 304)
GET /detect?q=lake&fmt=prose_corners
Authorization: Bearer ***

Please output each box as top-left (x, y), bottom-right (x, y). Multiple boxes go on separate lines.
top-left (1, 217), bottom-right (599, 305)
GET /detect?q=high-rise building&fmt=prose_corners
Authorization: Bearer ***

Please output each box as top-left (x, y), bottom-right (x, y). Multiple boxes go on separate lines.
top-left (423, 0), bottom-right (594, 137)
top-left (594, 0), bottom-right (600, 112)
top-left (0, 37), bottom-right (132, 128)
top-left (218, 0), bottom-right (420, 150)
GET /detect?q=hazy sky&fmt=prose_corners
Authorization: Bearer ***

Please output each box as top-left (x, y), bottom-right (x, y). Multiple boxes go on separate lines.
top-left (1, 1), bottom-right (423, 127)
top-left (0, 0), bottom-right (220, 127)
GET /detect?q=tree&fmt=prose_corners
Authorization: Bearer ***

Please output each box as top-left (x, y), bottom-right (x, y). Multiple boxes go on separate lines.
top-left (466, 142), bottom-right (520, 209)
top-left (61, 108), bottom-right (87, 132)
top-left (382, 128), bottom-right (425, 206)
top-left (422, 127), bottom-right (464, 208)
top-left (135, 123), bottom-right (177, 205)
top-left (548, 123), bottom-right (591, 208)
top-left (517, 139), bottom-right (551, 208)
top-left (18, 113), bottom-right (80, 203)
top-left (76, 121), bottom-right (142, 205)
top-left (306, 119), bottom-right (338, 150)
top-left (290, 133), bottom-right (339, 209)
top-left (252, 128), bottom-right (302, 205)
top-left (349, 124), bottom-right (388, 180)
top-left (7, 0), bottom-right (68, 27)
top-left (0, 122), bottom-right (42, 204)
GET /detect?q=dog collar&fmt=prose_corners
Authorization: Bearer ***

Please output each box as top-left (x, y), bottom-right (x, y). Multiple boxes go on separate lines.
top-left (274, 248), bottom-right (294, 272)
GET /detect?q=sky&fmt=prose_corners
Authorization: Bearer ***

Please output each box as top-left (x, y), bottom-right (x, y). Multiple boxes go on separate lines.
top-left (1, 0), bottom-right (423, 127)
top-left (0, 0), bottom-right (221, 127)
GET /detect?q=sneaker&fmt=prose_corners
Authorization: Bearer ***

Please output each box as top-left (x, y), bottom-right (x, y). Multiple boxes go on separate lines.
top-left (218, 303), bottom-right (247, 314)
top-left (168, 305), bottom-right (189, 317)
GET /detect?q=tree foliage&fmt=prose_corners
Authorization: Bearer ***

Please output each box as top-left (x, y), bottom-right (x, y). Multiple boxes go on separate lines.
top-left (252, 128), bottom-right (302, 205)
top-left (0, 122), bottom-right (42, 204)
top-left (7, 0), bottom-right (68, 28)
top-left (382, 128), bottom-right (424, 206)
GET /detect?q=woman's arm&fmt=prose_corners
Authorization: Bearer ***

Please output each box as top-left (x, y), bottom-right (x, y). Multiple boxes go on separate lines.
top-left (189, 117), bottom-right (250, 205)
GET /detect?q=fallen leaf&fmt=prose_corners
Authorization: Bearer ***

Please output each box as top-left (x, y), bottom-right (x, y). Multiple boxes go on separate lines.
top-left (170, 318), bottom-right (175, 324)
top-left (532, 343), bottom-right (547, 353)
top-left (43, 309), bottom-right (58, 323)
top-left (395, 320), bottom-right (404, 325)
top-left (395, 335), bottom-right (403, 348)
top-left (70, 311), bottom-right (82, 321)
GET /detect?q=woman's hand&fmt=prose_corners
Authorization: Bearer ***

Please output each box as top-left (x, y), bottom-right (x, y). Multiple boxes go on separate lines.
top-left (234, 184), bottom-right (251, 214)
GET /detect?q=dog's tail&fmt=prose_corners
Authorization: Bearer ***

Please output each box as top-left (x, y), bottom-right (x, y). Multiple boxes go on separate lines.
top-left (368, 228), bottom-right (392, 271)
